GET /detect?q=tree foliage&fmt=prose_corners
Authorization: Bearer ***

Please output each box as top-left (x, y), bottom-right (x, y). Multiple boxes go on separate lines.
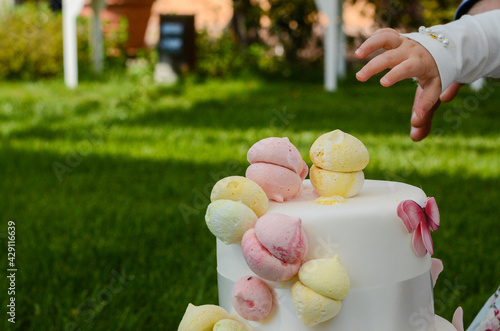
top-left (420, 0), bottom-right (459, 26)
top-left (266, 0), bottom-right (318, 62)
top-left (231, 0), bottom-right (459, 64)
top-left (231, 0), bottom-right (263, 46)
top-left (230, 0), bottom-right (318, 64)
top-left (351, 0), bottom-right (458, 31)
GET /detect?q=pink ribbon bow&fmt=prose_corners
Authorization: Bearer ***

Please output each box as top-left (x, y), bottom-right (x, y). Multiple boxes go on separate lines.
top-left (397, 198), bottom-right (440, 257)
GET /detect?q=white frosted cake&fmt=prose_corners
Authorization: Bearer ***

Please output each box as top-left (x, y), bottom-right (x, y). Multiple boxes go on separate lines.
top-left (178, 131), bottom-right (458, 331)
top-left (217, 180), bottom-right (454, 330)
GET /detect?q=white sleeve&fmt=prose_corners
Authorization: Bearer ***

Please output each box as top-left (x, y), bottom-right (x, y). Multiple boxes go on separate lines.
top-left (401, 10), bottom-right (500, 92)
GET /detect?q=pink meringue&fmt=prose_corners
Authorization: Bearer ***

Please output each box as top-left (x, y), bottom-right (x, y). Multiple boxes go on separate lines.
top-left (231, 275), bottom-right (274, 321)
top-left (247, 137), bottom-right (307, 176)
top-left (246, 163), bottom-right (302, 202)
top-left (241, 228), bottom-right (301, 282)
top-left (255, 213), bottom-right (308, 264)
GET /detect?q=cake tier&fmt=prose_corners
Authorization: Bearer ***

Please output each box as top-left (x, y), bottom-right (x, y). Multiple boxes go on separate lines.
top-left (218, 273), bottom-right (455, 331)
top-left (217, 180), bottom-right (444, 330)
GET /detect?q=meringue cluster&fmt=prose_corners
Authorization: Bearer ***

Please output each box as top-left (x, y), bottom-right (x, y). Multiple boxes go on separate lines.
top-left (246, 137), bottom-right (308, 202)
top-left (178, 304), bottom-right (250, 331)
top-left (180, 130), bottom-right (368, 329)
top-left (310, 130), bottom-right (369, 199)
top-left (178, 276), bottom-right (275, 330)
top-left (241, 213), bottom-right (307, 282)
top-left (206, 176), bottom-right (268, 245)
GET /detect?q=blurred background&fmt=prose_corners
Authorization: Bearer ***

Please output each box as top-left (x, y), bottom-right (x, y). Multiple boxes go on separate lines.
top-left (0, 0), bottom-right (498, 330)
top-left (0, 0), bottom-right (461, 81)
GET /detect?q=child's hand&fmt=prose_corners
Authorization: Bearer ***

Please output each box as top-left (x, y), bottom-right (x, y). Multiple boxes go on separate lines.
top-left (354, 28), bottom-right (444, 140)
top-left (410, 82), bottom-right (462, 141)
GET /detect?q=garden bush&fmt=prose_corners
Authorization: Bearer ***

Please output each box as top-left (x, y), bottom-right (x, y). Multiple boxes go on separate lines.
top-left (0, 3), bottom-right (75, 79)
top-left (0, 2), bottom-right (128, 81)
top-left (196, 29), bottom-right (287, 78)
top-left (196, 29), bottom-right (247, 77)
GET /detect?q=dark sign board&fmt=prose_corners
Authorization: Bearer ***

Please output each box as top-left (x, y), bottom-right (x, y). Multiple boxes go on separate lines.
top-left (158, 15), bottom-right (195, 73)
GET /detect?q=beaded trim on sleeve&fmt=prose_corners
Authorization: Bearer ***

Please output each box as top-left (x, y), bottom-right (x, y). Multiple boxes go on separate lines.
top-left (418, 26), bottom-right (449, 47)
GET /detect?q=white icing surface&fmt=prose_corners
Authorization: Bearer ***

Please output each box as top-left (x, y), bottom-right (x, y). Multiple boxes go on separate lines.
top-left (216, 180), bottom-right (452, 330)
top-left (217, 180), bottom-right (431, 288)
top-left (218, 271), bottom-right (454, 331)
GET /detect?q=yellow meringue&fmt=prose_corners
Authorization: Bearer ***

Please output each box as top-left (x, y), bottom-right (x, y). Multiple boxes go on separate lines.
top-left (309, 165), bottom-right (364, 198)
top-left (213, 319), bottom-right (249, 331)
top-left (291, 281), bottom-right (342, 327)
top-left (310, 130), bottom-right (369, 172)
top-left (205, 200), bottom-right (258, 244)
top-left (298, 255), bottom-right (350, 301)
top-left (178, 303), bottom-right (229, 331)
top-left (210, 176), bottom-right (268, 217)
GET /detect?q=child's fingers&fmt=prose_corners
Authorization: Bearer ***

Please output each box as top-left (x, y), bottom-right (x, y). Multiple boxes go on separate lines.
top-left (412, 79), bottom-right (442, 123)
top-left (410, 109), bottom-right (437, 141)
top-left (440, 82), bottom-right (462, 103)
top-left (355, 31), bottom-right (402, 59)
top-left (411, 86), bottom-right (426, 127)
top-left (371, 28), bottom-right (400, 36)
top-left (380, 59), bottom-right (419, 87)
top-left (410, 86), bottom-right (441, 141)
top-left (356, 48), bottom-right (407, 82)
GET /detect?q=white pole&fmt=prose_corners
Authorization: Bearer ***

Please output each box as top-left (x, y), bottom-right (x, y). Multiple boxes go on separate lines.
top-left (338, 0), bottom-right (347, 78)
top-left (63, 7), bottom-right (78, 88)
top-left (63, 0), bottom-right (85, 88)
top-left (326, 8), bottom-right (338, 92)
top-left (315, 0), bottom-right (340, 92)
top-left (90, 0), bottom-right (105, 74)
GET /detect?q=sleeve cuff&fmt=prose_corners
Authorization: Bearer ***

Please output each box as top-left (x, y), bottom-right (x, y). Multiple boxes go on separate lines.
top-left (401, 32), bottom-right (458, 92)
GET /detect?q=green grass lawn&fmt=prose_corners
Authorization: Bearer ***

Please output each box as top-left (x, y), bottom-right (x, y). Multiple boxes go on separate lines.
top-left (0, 70), bottom-right (499, 330)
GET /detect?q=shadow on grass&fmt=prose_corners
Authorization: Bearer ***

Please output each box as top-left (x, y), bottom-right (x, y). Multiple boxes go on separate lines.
top-left (0, 145), bottom-right (498, 330)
